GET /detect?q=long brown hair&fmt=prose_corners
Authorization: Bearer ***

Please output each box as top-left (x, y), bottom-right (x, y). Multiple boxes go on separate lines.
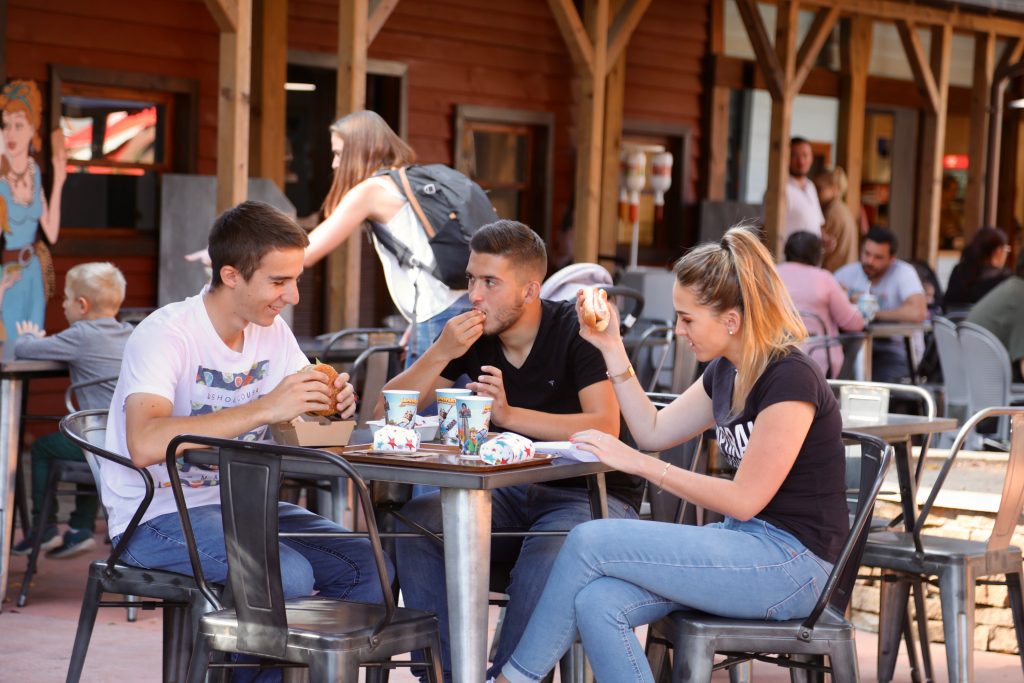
top-left (674, 225), bottom-right (807, 414)
top-left (321, 110), bottom-right (416, 216)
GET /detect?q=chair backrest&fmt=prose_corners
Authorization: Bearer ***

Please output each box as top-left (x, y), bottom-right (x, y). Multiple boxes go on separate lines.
top-left (799, 310), bottom-right (841, 379)
top-left (350, 343), bottom-right (405, 427)
top-left (803, 431), bottom-right (892, 630)
top-left (931, 316), bottom-right (968, 409)
top-left (64, 375), bottom-right (120, 413)
top-left (913, 407), bottom-right (1024, 552)
top-left (164, 435), bottom-right (396, 655)
top-left (957, 321), bottom-right (1014, 443)
top-left (60, 409), bottom-right (157, 571)
top-left (319, 327), bottom-right (401, 359)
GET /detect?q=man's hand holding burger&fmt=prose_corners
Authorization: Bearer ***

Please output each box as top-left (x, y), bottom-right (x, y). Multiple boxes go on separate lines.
top-left (261, 362), bottom-right (357, 423)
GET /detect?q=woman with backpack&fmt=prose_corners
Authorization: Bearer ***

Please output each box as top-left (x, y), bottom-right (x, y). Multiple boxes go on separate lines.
top-left (303, 110), bottom-right (477, 367)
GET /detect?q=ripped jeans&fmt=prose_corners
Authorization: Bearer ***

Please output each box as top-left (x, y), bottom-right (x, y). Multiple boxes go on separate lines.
top-left (502, 517), bottom-right (833, 683)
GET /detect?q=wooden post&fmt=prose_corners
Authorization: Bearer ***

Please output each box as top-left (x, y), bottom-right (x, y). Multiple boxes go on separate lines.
top-left (0, 0), bottom-right (7, 86)
top-left (704, 0), bottom-right (729, 201)
top-left (984, 39), bottom-right (1024, 227)
top-left (599, 30), bottom-right (627, 265)
top-left (574, 0), bottom-right (609, 265)
top-left (912, 23), bottom-right (951, 264)
top-left (251, 0), bottom-right (287, 188)
top-left (837, 16), bottom-right (872, 219)
top-left (205, 0), bottom-right (252, 213)
top-left (963, 31), bottom-right (995, 237)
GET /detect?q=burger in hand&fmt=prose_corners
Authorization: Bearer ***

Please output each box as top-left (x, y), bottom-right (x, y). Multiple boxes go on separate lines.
top-left (299, 360), bottom-right (341, 417)
top-left (579, 286), bottom-right (610, 332)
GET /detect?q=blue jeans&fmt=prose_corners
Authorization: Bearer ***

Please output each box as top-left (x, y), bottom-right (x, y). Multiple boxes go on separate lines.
top-left (406, 295), bottom-right (471, 369)
top-left (502, 517), bottom-right (833, 683)
top-left (395, 484), bottom-right (638, 682)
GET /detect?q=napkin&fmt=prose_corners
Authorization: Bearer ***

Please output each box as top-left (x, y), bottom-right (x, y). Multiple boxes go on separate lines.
top-left (372, 424), bottom-right (420, 453)
top-left (533, 441), bottom-right (599, 462)
top-left (479, 432), bottom-right (535, 465)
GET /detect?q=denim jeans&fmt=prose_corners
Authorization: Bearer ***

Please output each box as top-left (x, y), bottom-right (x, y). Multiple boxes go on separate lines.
top-left (502, 517), bottom-right (833, 683)
top-left (117, 502), bottom-right (391, 601)
top-left (405, 295), bottom-right (471, 369)
top-left (395, 484), bottom-right (638, 682)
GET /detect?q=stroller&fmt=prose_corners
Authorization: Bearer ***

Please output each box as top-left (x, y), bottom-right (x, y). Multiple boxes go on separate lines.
top-left (539, 263), bottom-right (644, 333)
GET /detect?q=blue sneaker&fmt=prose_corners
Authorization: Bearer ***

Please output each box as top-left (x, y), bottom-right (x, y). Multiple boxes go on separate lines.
top-left (11, 525), bottom-right (60, 555)
top-left (45, 528), bottom-right (97, 559)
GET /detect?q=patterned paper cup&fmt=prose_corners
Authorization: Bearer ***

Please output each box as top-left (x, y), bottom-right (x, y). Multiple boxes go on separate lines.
top-left (455, 396), bottom-right (493, 457)
top-left (382, 390), bottom-right (420, 429)
top-left (435, 388), bottom-right (473, 445)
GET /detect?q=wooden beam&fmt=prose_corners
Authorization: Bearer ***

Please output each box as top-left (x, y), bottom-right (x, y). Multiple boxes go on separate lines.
top-left (763, 0), bottom-right (799, 258)
top-left (367, 0), bottom-right (400, 44)
top-left (0, 0), bottom-right (7, 86)
top-left (735, 0), bottom-right (785, 101)
top-left (995, 36), bottom-right (1024, 79)
top-left (573, 0), bottom-right (609, 265)
top-left (605, 0), bottom-right (653, 72)
top-left (914, 23), bottom-right (951, 265)
top-left (251, 0), bottom-right (287, 188)
top-left (600, 0), bottom-right (628, 263)
top-left (704, 1), bottom-right (728, 200)
top-left (963, 31), bottom-right (995, 235)
top-left (204, 0), bottom-right (238, 32)
top-left (985, 48), bottom-right (1024, 226)
top-left (214, 0), bottom-right (251, 213)
top-left (896, 20), bottom-right (939, 113)
top-left (547, 0), bottom-right (595, 74)
top-left (837, 15), bottom-right (872, 222)
top-left (327, 0), bottom-right (369, 331)
top-left (791, 5), bottom-right (839, 97)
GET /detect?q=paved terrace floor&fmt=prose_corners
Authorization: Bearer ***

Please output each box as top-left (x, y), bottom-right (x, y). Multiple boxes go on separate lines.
top-left (2, 525), bottom-right (1021, 682)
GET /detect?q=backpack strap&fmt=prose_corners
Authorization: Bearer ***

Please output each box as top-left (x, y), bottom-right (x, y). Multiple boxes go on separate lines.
top-left (397, 167), bottom-right (437, 238)
top-left (367, 220), bottom-right (445, 283)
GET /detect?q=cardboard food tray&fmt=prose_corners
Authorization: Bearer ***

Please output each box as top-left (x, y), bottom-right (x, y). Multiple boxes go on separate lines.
top-left (336, 442), bottom-right (555, 472)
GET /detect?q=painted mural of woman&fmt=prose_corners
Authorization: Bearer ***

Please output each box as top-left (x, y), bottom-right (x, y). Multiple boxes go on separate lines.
top-left (0, 79), bottom-right (66, 341)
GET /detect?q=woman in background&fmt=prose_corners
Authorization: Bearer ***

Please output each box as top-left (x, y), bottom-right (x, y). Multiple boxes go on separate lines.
top-left (814, 167), bottom-right (859, 272)
top-left (943, 226), bottom-right (1011, 310)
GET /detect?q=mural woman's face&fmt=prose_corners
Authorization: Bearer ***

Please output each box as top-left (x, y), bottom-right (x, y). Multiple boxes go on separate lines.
top-left (2, 110), bottom-right (33, 158)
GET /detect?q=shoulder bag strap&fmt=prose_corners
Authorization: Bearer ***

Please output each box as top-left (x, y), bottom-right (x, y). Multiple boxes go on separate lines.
top-left (397, 167), bottom-right (436, 239)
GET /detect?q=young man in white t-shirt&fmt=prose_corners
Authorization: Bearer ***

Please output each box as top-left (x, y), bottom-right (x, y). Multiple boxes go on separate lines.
top-left (102, 200), bottom-right (390, 604)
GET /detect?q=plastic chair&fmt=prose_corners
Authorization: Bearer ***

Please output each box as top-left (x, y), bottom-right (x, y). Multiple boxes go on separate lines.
top-left (59, 409), bottom-right (211, 683)
top-left (646, 431), bottom-right (892, 682)
top-left (957, 321), bottom-right (1024, 447)
top-left (865, 407), bottom-right (1024, 683)
top-left (16, 376), bottom-right (119, 608)
top-left (163, 434), bottom-right (443, 682)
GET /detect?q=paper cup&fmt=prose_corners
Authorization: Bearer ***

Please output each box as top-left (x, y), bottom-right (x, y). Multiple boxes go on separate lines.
top-left (436, 388), bottom-right (473, 446)
top-left (382, 390), bottom-right (420, 429)
top-left (455, 396), bottom-right (493, 457)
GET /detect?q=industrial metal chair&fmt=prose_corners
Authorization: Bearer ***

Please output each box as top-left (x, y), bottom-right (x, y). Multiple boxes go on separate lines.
top-left (957, 321), bottom-right (1024, 448)
top-left (646, 431), bottom-right (892, 682)
top-left (866, 407), bottom-right (1024, 683)
top-left (164, 434), bottom-right (443, 682)
top-left (16, 376), bottom-right (118, 607)
top-left (59, 409), bottom-right (211, 683)
top-left (931, 316), bottom-right (969, 424)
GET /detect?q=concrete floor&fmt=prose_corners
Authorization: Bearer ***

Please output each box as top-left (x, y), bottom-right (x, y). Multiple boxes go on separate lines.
top-left (2, 526), bottom-right (1021, 682)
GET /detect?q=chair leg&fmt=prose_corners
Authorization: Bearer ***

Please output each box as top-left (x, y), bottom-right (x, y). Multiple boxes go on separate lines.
top-left (65, 574), bottom-right (102, 683)
top-left (163, 603), bottom-right (193, 683)
top-left (1004, 572), bottom-right (1024, 672)
top-left (424, 631), bottom-right (445, 683)
top-left (308, 652), bottom-right (359, 681)
top-left (644, 634), bottom-right (673, 683)
top-left (558, 641), bottom-right (592, 683)
top-left (126, 594), bottom-right (139, 622)
top-left (670, 636), bottom-right (715, 683)
top-left (909, 578), bottom-right (935, 683)
top-left (827, 642), bottom-right (861, 683)
top-left (877, 574), bottom-right (912, 683)
top-left (787, 655), bottom-right (820, 683)
top-left (938, 565), bottom-right (976, 683)
top-left (184, 633), bottom-right (211, 683)
top-left (17, 464), bottom-right (62, 607)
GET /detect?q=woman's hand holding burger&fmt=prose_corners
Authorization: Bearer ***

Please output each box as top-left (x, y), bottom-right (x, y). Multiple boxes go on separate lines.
top-left (575, 287), bottom-right (621, 350)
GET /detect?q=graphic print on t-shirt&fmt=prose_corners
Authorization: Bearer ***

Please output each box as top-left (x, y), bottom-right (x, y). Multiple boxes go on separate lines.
top-left (716, 420), bottom-right (754, 468)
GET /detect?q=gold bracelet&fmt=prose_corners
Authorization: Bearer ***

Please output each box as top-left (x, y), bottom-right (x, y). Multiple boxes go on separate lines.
top-left (655, 461), bottom-right (672, 494)
top-left (607, 364), bottom-right (636, 385)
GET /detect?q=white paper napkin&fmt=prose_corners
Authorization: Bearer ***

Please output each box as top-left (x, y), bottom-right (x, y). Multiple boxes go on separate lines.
top-left (533, 441), bottom-right (599, 462)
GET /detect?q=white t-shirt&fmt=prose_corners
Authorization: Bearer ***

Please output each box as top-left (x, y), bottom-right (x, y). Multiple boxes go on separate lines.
top-left (101, 291), bottom-right (309, 536)
top-left (369, 177), bottom-right (465, 323)
top-left (834, 259), bottom-right (926, 356)
top-left (783, 176), bottom-right (825, 239)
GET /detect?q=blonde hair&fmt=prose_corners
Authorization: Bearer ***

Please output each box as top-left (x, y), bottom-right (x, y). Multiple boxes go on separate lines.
top-left (0, 80), bottom-right (44, 152)
top-left (673, 225), bottom-right (807, 414)
top-left (322, 110), bottom-right (416, 216)
top-left (815, 166), bottom-right (848, 199)
top-left (65, 262), bottom-right (127, 313)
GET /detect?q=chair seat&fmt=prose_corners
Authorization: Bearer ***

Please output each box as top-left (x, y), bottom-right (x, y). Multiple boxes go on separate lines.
top-left (661, 606), bottom-right (855, 653)
top-left (864, 531), bottom-right (1023, 570)
top-left (199, 597), bottom-right (438, 654)
top-left (88, 560), bottom-right (205, 601)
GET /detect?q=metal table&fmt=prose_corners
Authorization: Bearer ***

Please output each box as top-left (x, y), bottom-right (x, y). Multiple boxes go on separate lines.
top-left (187, 444), bottom-right (611, 683)
top-left (0, 359), bottom-right (69, 612)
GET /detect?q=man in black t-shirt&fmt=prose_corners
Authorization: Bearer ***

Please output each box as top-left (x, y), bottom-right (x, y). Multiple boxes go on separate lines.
top-left (382, 220), bottom-right (641, 682)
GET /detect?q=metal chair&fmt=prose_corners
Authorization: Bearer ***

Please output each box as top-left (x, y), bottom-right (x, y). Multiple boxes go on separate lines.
top-left (646, 431), bottom-right (892, 682)
top-left (164, 434), bottom-right (443, 682)
top-left (957, 321), bottom-right (1024, 448)
top-left (59, 409), bottom-right (211, 683)
top-left (800, 310), bottom-right (844, 380)
top-left (866, 407), bottom-right (1024, 683)
top-left (932, 316), bottom-right (969, 424)
top-left (16, 376), bottom-right (118, 607)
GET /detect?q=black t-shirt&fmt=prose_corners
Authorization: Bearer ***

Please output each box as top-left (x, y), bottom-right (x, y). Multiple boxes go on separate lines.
top-left (702, 350), bottom-right (848, 563)
top-left (441, 299), bottom-right (645, 510)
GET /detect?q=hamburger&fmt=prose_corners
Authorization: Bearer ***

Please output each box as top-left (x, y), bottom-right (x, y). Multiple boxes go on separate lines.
top-left (580, 286), bottom-right (610, 332)
top-left (300, 360), bottom-right (341, 417)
